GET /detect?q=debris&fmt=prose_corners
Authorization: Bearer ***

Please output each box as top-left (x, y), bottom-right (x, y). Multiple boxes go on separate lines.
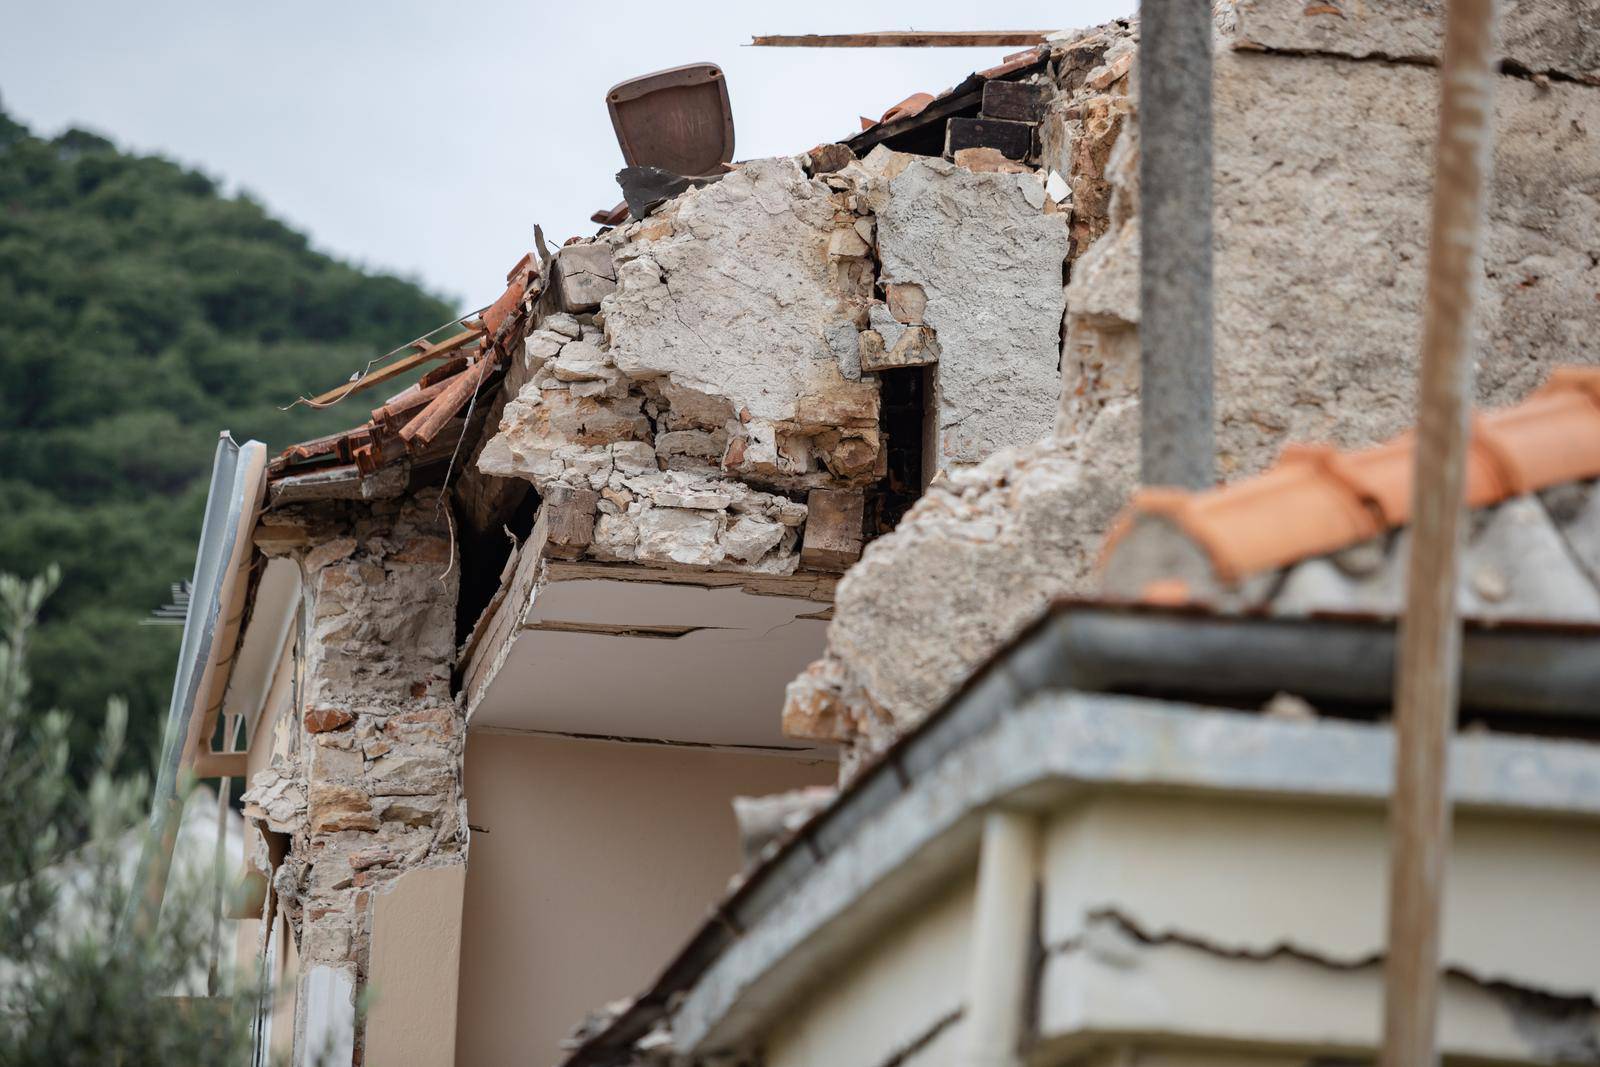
top-left (732, 785), bottom-right (838, 863)
top-left (555, 243), bottom-right (619, 312)
top-left (617, 165), bottom-right (724, 221)
top-left (981, 79), bottom-right (1051, 122)
top-left (953, 146), bottom-right (1031, 174)
top-left (945, 116), bottom-right (1034, 161)
top-left (1262, 692), bottom-right (1319, 722)
top-left (806, 142), bottom-right (855, 174)
top-left (801, 488), bottom-right (865, 571)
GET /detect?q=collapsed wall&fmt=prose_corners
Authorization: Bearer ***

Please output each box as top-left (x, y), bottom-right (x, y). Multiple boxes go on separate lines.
top-left (788, 5), bottom-right (1600, 774)
top-left (472, 67), bottom-right (1089, 582)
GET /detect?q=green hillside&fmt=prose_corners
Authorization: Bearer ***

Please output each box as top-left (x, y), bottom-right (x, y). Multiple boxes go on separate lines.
top-left (0, 106), bottom-right (456, 769)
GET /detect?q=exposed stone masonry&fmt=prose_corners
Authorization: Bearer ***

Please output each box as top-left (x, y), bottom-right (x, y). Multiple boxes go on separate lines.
top-left (478, 103), bottom-right (1088, 576)
top-left (241, 493), bottom-right (462, 1054)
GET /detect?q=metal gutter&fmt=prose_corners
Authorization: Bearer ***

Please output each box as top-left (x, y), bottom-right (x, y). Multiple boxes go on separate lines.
top-left (558, 603), bottom-right (1600, 1066)
top-left (125, 433), bottom-right (267, 938)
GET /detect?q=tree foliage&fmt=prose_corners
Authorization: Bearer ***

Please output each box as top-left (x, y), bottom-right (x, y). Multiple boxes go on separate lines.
top-left (1, 569), bottom-right (255, 1064)
top-left (0, 106), bottom-right (455, 770)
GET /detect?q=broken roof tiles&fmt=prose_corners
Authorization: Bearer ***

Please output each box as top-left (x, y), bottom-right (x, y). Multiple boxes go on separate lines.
top-left (266, 262), bottom-right (540, 501)
top-left (1101, 367), bottom-right (1600, 622)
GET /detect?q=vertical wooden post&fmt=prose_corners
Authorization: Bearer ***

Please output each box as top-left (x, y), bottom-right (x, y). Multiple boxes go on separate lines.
top-left (1381, 1), bottom-right (1498, 1065)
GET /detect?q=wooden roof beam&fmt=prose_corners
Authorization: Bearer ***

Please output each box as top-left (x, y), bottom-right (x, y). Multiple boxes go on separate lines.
top-left (750, 31), bottom-right (1052, 48)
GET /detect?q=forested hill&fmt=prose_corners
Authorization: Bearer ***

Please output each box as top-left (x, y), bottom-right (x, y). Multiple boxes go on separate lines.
top-left (0, 106), bottom-right (455, 768)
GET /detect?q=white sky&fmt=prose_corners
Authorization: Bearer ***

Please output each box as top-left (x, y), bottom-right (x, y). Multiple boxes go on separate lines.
top-left (1, 0), bottom-right (1133, 312)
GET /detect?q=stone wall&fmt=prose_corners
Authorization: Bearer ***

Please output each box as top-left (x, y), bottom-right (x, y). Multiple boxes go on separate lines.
top-left (476, 101), bottom-right (1090, 575)
top-left (786, 8), bottom-right (1600, 772)
top-left (241, 492), bottom-right (463, 1058)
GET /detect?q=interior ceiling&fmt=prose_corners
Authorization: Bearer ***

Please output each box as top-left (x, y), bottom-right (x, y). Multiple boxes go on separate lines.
top-left (469, 578), bottom-right (831, 754)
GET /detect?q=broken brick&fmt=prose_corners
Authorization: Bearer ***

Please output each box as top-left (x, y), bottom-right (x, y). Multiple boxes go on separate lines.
top-left (807, 142), bottom-right (855, 174)
top-left (953, 147), bottom-right (1031, 175)
top-left (801, 488), bottom-right (865, 572)
top-left (981, 80), bottom-right (1050, 123)
top-left (305, 707), bottom-right (356, 734)
top-left (944, 117), bottom-right (1034, 162)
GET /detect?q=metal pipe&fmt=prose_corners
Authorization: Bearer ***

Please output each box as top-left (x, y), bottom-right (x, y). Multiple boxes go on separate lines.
top-left (962, 810), bottom-right (1039, 1067)
top-left (1050, 609), bottom-right (1600, 718)
top-left (1382, 1), bottom-right (1499, 1063)
top-left (1139, 0), bottom-right (1215, 489)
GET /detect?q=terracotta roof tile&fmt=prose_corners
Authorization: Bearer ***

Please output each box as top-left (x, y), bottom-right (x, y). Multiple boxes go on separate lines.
top-left (267, 253), bottom-right (540, 490)
top-left (1103, 366), bottom-right (1600, 586)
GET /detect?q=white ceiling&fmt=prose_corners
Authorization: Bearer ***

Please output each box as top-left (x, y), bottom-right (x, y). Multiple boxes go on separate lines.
top-left (470, 578), bottom-right (832, 753)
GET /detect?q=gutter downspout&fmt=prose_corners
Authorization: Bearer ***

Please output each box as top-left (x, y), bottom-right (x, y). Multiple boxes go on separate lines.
top-left (962, 810), bottom-right (1040, 1067)
top-left (124, 433), bottom-right (267, 941)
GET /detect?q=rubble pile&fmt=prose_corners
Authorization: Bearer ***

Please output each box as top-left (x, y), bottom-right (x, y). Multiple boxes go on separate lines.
top-left (476, 26), bottom-right (1137, 581)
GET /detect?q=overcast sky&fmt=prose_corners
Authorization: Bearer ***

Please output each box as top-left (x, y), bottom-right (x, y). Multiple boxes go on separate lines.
top-left (2, 0), bottom-right (1133, 312)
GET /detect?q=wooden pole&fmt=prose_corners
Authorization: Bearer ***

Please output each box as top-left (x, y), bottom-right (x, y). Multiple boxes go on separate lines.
top-left (1381, 1), bottom-right (1498, 1064)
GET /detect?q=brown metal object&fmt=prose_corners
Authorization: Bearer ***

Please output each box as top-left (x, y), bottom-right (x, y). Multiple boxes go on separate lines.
top-left (1381, 1), bottom-right (1499, 1065)
top-left (606, 63), bottom-right (734, 178)
top-left (751, 31), bottom-right (1051, 47)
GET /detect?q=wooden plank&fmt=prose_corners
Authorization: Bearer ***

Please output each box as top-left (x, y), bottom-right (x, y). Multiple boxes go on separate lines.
top-left (850, 87), bottom-right (981, 152)
top-left (1380, 1), bottom-right (1498, 1065)
top-left (542, 560), bottom-right (838, 602)
top-left (751, 31), bottom-right (1051, 47)
top-left (193, 751), bottom-right (249, 779)
top-left (302, 326), bottom-right (483, 408)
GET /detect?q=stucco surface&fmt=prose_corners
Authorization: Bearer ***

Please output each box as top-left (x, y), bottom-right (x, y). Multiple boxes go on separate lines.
top-left (796, 42), bottom-right (1600, 767)
top-left (875, 159), bottom-right (1069, 467)
top-left (453, 733), bottom-right (830, 1067)
top-left (1224, 0), bottom-right (1600, 81)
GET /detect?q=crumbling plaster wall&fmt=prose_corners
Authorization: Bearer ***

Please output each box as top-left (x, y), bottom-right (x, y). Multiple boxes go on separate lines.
top-left (787, 9), bottom-right (1600, 773)
top-left (240, 493), bottom-right (465, 1057)
top-left (872, 157), bottom-right (1069, 467)
top-left (477, 134), bottom-right (1076, 575)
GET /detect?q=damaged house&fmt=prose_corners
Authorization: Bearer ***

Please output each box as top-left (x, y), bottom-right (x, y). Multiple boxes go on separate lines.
top-left (136, 3), bottom-right (1600, 1065)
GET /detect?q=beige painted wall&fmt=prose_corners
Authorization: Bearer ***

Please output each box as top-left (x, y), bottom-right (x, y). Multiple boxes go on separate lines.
top-left (455, 731), bottom-right (833, 1066)
top-left (766, 875), bottom-right (975, 1067)
top-left (366, 864), bottom-right (466, 1067)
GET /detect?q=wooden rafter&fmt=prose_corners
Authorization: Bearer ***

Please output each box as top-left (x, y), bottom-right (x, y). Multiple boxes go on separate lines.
top-left (301, 326), bottom-right (485, 408)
